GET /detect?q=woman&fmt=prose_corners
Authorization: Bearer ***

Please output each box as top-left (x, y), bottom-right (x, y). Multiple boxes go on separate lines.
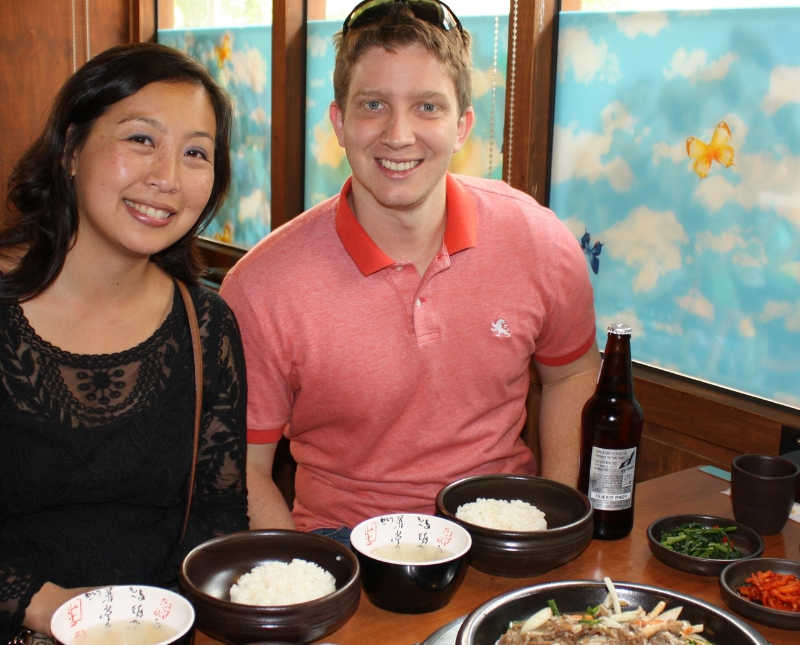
top-left (0, 43), bottom-right (248, 642)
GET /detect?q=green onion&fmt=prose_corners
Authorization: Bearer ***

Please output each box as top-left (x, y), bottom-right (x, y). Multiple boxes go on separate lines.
top-left (585, 604), bottom-right (601, 617)
top-left (547, 599), bottom-right (560, 616)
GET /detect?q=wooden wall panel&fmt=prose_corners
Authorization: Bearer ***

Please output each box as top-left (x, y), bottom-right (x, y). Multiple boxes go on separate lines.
top-left (271, 0), bottom-right (307, 231)
top-left (639, 422), bottom-right (741, 479)
top-left (1, 0), bottom-right (142, 228)
top-left (0, 0), bottom-right (75, 208)
top-left (503, 0), bottom-right (558, 205)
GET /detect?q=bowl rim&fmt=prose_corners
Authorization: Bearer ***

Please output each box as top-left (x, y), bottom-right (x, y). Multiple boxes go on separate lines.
top-left (50, 584), bottom-right (195, 644)
top-left (646, 513), bottom-right (765, 564)
top-left (350, 512), bottom-right (472, 564)
top-left (179, 529), bottom-right (361, 611)
top-left (436, 473), bottom-right (593, 536)
top-left (720, 557), bottom-right (800, 620)
top-left (456, 579), bottom-right (768, 644)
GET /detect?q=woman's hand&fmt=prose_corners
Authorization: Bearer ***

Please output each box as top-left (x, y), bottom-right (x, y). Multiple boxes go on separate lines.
top-left (24, 582), bottom-right (96, 635)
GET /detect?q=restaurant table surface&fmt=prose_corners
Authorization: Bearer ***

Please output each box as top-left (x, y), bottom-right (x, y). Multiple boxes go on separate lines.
top-left (194, 466), bottom-right (800, 645)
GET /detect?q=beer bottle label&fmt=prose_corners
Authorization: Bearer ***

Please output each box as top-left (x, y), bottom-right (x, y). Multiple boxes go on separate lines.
top-left (587, 446), bottom-right (637, 511)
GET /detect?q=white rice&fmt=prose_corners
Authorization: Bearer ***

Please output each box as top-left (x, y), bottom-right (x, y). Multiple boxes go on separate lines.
top-left (455, 497), bottom-right (547, 531)
top-left (229, 558), bottom-right (336, 606)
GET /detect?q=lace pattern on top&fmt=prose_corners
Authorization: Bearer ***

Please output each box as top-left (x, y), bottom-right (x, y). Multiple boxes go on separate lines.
top-left (0, 283), bottom-right (248, 641)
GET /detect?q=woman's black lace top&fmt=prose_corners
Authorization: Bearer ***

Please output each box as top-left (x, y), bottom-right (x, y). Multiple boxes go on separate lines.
top-left (0, 283), bottom-right (248, 641)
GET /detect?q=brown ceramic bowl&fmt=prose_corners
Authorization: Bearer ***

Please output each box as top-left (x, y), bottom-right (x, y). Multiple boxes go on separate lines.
top-left (720, 557), bottom-right (800, 630)
top-left (435, 474), bottom-right (593, 577)
top-left (178, 529), bottom-right (360, 644)
top-left (647, 514), bottom-right (764, 576)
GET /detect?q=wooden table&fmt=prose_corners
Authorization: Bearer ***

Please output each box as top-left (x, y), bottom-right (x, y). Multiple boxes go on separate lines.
top-left (195, 467), bottom-right (800, 644)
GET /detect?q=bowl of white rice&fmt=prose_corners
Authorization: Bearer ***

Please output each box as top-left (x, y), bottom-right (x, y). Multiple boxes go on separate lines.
top-left (178, 529), bottom-right (360, 644)
top-left (436, 474), bottom-right (593, 577)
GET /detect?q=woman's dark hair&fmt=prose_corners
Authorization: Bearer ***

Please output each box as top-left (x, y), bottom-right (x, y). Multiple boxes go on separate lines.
top-left (1, 42), bottom-right (233, 302)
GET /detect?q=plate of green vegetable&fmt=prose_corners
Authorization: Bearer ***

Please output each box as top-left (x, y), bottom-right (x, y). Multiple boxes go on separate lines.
top-left (647, 514), bottom-right (764, 576)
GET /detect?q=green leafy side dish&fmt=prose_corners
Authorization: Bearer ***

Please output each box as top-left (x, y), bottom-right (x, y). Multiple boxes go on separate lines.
top-left (659, 522), bottom-right (742, 559)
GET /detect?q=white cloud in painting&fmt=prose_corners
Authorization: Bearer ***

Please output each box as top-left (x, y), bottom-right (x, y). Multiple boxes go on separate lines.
top-left (558, 27), bottom-right (621, 83)
top-left (695, 229), bottom-right (746, 254)
top-left (759, 301), bottom-right (800, 333)
top-left (307, 32), bottom-right (329, 58)
top-left (601, 206), bottom-right (688, 292)
top-left (653, 140), bottom-right (686, 164)
top-left (676, 288), bottom-right (714, 321)
top-left (762, 66), bottom-right (800, 115)
top-left (472, 66), bottom-right (505, 99)
top-left (694, 151), bottom-right (800, 230)
top-left (250, 107), bottom-right (267, 124)
top-left (602, 101), bottom-right (635, 132)
top-left (738, 317), bottom-right (756, 339)
top-left (238, 189), bottom-right (269, 225)
top-left (310, 192), bottom-right (329, 206)
top-left (653, 320), bottom-right (684, 336)
top-left (230, 47), bottom-right (268, 94)
top-left (634, 125), bottom-right (652, 145)
top-left (307, 79), bottom-right (331, 110)
top-left (562, 216), bottom-right (587, 239)
top-left (613, 12), bottom-right (668, 38)
top-left (598, 310), bottom-right (645, 338)
top-left (775, 392), bottom-right (800, 407)
top-left (551, 101), bottom-right (635, 192)
top-left (694, 228), bottom-right (768, 268)
top-left (781, 262), bottom-right (800, 282)
top-left (664, 48), bottom-right (737, 83)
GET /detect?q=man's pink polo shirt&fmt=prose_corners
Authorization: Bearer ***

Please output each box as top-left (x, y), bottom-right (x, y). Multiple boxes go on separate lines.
top-left (220, 174), bottom-right (596, 531)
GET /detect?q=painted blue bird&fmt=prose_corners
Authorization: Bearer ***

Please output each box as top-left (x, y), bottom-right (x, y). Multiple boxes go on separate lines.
top-left (580, 230), bottom-right (603, 275)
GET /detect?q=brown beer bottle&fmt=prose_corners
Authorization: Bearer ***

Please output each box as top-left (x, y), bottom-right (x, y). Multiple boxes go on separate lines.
top-left (577, 323), bottom-right (643, 539)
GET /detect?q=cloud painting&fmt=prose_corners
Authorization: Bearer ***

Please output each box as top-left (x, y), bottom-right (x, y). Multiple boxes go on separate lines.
top-left (550, 7), bottom-right (800, 407)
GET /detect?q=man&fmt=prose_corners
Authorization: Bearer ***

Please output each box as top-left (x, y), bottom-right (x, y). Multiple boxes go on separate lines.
top-left (220, 0), bottom-right (600, 539)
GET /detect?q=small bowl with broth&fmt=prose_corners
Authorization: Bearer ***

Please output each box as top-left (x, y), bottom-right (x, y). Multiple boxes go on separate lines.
top-left (350, 513), bottom-right (472, 613)
top-left (436, 474), bottom-right (593, 577)
top-left (50, 585), bottom-right (195, 645)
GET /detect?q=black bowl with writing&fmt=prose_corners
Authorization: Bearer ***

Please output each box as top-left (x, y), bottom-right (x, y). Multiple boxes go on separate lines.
top-left (350, 513), bottom-right (472, 614)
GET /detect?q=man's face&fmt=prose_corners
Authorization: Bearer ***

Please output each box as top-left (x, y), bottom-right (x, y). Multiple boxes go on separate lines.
top-left (330, 42), bottom-right (473, 217)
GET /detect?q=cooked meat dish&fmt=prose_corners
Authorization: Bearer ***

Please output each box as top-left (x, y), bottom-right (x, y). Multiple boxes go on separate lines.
top-left (497, 578), bottom-right (712, 645)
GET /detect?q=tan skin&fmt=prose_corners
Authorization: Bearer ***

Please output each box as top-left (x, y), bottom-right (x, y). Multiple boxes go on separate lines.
top-left (246, 43), bottom-right (600, 530)
top-left (12, 80), bottom-right (217, 634)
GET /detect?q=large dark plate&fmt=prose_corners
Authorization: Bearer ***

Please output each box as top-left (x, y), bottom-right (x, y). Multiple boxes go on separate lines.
top-left (647, 514), bottom-right (764, 575)
top-left (720, 557), bottom-right (800, 630)
top-left (456, 580), bottom-right (767, 644)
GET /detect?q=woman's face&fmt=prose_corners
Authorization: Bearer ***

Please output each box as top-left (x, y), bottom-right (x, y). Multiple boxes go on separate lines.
top-left (69, 80), bottom-right (217, 261)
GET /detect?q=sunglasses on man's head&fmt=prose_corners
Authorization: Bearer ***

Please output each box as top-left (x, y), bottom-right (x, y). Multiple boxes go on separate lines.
top-left (342, 0), bottom-right (463, 35)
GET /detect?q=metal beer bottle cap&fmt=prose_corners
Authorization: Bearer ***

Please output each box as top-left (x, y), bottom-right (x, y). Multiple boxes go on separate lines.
top-left (607, 322), bottom-right (632, 335)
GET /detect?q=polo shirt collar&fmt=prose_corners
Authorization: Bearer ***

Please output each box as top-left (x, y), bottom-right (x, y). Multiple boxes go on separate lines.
top-left (335, 174), bottom-right (478, 276)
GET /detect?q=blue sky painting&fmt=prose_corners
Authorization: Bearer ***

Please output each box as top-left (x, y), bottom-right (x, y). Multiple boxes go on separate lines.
top-left (550, 8), bottom-right (800, 408)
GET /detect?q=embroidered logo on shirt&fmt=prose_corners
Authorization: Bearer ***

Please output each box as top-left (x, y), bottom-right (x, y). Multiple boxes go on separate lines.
top-left (491, 318), bottom-right (511, 338)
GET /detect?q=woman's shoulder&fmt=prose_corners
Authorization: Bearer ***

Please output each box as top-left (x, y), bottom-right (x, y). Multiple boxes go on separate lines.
top-left (183, 281), bottom-right (240, 334)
